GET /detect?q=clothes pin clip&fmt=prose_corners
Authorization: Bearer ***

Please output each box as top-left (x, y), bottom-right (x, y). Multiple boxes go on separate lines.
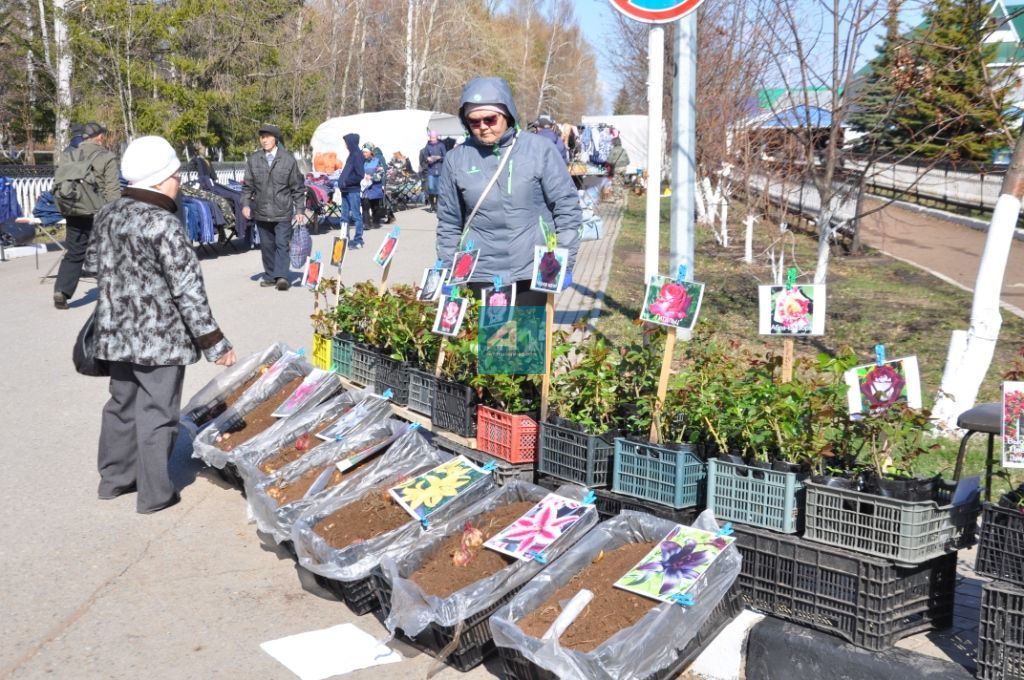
top-left (389, 226), bottom-right (400, 238)
top-left (582, 491), bottom-right (597, 506)
top-left (786, 268), bottom-right (797, 290)
top-left (465, 239), bottom-right (475, 251)
top-left (434, 259), bottom-right (443, 271)
top-left (676, 264), bottom-right (687, 283)
top-left (334, 435), bottom-right (344, 442)
top-left (382, 389), bottom-right (394, 400)
top-left (670, 593), bottom-right (695, 607)
top-left (420, 517), bottom-right (429, 530)
top-left (409, 422), bottom-right (420, 431)
top-left (296, 348), bottom-right (306, 357)
top-left (482, 461), bottom-right (498, 473)
top-left (493, 275), bottom-right (502, 289)
top-left (875, 344), bottom-right (886, 366)
top-left (314, 250), bottom-right (322, 262)
top-left (716, 523), bottom-right (734, 537)
top-left (527, 551), bottom-right (548, 565)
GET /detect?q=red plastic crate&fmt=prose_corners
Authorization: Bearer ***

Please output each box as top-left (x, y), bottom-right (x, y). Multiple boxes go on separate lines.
top-left (476, 406), bottom-right (539, 464)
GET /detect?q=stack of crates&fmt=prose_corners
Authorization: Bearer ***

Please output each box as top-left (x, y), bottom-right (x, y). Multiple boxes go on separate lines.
top-left (974, 488), bottom-right (1024, 680)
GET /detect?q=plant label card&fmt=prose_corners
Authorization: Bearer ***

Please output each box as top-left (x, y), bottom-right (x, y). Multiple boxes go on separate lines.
top-left (389, 455), bottom-right (489, 521)
top-left (315, 396), bottom-right (384, 442)
top-left (483, 493), bottom-right (589, 561)
top-left (639, 276), bottom-right (705, 331)
top-left (302, 257), bottom-right (322, 289)
top-left (481, 283), bottom-right (517, 328)
top-left (844, 356), bottom-right (922, 416)
top-left (531, 246), bottom-right (568, 293)
top-left (333, 425), bottom-right (407, 474)
top-left (418, 266), bottom-right (448, 302)
top-left (448, 249), bottom-right (480, 286)
top-left (432, 294), bottom-right (468, 337)
top-left (373, 232), bottom-right (398, 267)
top-left (272, 369), bottom-right (335, 418)
top-left (758, 285), bottom-right (826, 336)
top-left (330, 237), bottom-right (347, 268)
top-left (614, 525), bottom-right (735, 604)
top-left (1003, 381), bottom-right (1024, 468)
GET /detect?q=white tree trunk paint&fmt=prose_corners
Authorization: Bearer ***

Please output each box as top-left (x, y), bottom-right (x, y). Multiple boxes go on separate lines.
top-left (743, 214), bottom-right (755, 264)
top-left (53, 0), bottom-right (72, 152)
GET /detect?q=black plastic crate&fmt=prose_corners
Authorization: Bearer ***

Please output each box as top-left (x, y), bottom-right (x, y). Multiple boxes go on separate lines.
top-left (430, 377), bottom-right (478, 438)
top-left (349, 342), bottom-right (379, 388)
top-left (376, 573), bottom-right (521, 671)
top-left (216, 463), bottom-right (245, 493)
top-left (374, 356), bottom-right (410, 406)
top-left (593, 487), bottom-right (698, 524)
top-left (536, 421), bottom-right (614, 488)
top-left (977, 579), bottom-right (1024, 680)
top-left (314, 573), bottom-right (380, 615)
top-left (731, 524), bottom-right (956, 650)
top-left (497, 587), bottom-right (743, 680)
top-left (975, 502), bottom-right (1024, 587)
top-left (462, 446), bottom-right (535, 487)
top-left (407, 367), bottom-right (436, 417)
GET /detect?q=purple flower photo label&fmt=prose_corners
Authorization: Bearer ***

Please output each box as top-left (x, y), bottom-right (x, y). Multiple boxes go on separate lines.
top-left (613, 525), bottom-right (735, 604)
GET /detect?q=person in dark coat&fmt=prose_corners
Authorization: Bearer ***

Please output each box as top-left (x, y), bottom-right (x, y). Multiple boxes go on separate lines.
top-left (360, 142), bottom-right (386, 228)
top-left (535, 115), bottom-right (569, 164)
top-left (91, 135), bottom-right (236, 513)
top-left (419, 130), bottom-right (446, 213)
top-left (337, 132), bottom-right (365, 248)
top-left (242, 124), bottom-right (307, 290)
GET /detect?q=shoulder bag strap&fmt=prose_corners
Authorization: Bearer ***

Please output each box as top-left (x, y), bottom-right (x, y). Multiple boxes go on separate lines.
top-left (457, 133), bottom-right (519, 251)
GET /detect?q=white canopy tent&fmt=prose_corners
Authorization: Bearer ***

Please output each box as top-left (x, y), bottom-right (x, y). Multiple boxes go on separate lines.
top-left (580, 114), bottom-right (651, 174)
top-left (310, 109), bottom-right (463, 173)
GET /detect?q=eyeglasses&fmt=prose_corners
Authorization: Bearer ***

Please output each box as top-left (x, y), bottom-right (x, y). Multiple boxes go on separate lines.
top-left (468, 114), bottom-right (501, 129)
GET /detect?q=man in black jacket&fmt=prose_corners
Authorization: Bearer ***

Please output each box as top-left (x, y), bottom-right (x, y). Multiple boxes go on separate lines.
top-left (242, 124), bottom-right (307, 291)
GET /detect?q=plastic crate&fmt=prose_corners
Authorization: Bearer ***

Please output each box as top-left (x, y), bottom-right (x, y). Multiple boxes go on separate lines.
top-left (330, 334), bottom-right (354, 379)
top-left (731, 524), bottom-right (956, 651)
top-left (975, 502), bottom-right (1024, 586)
top-left (497, 586), bottom-right (743, 680)
top-left (216, 463), bottom-right (245, 493)
top-left (374, 356), bottom-right (410, 406)
top-left (536, 421), bottom-right (615, 488)
top-left (431, 377), bottom-right (478, 437)
top-left (477, 406), bottom-right (539, 464)
top-left (706, 458), bottom-right (806, 534)
top-left (313, 573), bottom-right (381, 615)
top-left (803, 479), bottom-right (980, 567)
top-left (462, 446), bottom-right (534, 487)
top-left (311, 333), bottom-right (332, 370)
top-left (612, 438), bottom-right (706, 509)
top-left (977, 579), bottom-right (1024, 680)
top-left (349, 343), bottom-right (379, 388)
top-left (376, 573), bottom-right (521, 672)
top-left (407, 367), bottom-right (436, 417)
top-left (591, 486), bottom-right (698, 524)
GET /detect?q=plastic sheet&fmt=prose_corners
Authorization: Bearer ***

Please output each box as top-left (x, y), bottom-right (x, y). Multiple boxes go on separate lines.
top-left (291, 431), bottom-right (496, 584)
top-left (191, 350), bottom-right (313, 468)
top-left (489, 510), bottom-right (742, 680)
top-left (379, 481), bottom-right (599, 639)
top-left (248, 414), bottom-right (410, 544)
top-left (180, 342), bottom-right (287, 432)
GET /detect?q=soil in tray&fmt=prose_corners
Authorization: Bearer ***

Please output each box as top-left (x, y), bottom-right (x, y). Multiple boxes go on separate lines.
top-left (517, 541), bottom-right (659, 652)
top-left (314, 486), bottom-right (411, 549)
top-left (411, 501), bottom-right (536, 598)
top-left (265, 434), bottom-right (393, 506)
top-left (257, 417), bottom-right (340, 474)
top-left (198, 371), bottom-right (263, 424)
top-left (214, 376), bottom-right (304, 451)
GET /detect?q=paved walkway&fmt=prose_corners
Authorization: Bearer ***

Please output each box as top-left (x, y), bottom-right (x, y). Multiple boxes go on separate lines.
top-left (556, 199), bottom-right (623, 327)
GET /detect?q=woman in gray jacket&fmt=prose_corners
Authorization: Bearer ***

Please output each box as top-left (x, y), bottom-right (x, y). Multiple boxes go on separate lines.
top-left (92, 136), bottom-right (236, 513)
top-left (436, 76), bottom-right (580, 306)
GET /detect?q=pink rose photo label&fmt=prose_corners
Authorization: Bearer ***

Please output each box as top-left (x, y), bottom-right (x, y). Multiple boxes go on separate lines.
top-left (758, 284), bottom-right (826, 336)
top-left (1003, 381), bottom-right (1024, 468)
top-left (432, 294), bottom-right (469, 337)
top-left (481, 283), bottom-right (517, 328)
top-left (640, 276), bottom-right (705, 330)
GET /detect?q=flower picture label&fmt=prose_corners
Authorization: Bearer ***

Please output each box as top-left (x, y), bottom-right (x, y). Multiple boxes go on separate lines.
top-left (639, 276), bottom-right (705, 330)
top-left (483, 493), bottom-right (591, 561)
top-left (614, 525), bottom-right (734, 604)
top-left (448, 249), bottom-right (480, 286)
top-left (481, 283), bottom-right (517, 328)
top-left (417, 266), bottom-right (448, 302)
top-left (330, 237), bottom-right (347, 268)
top-left (1004, 381), bottom-right (1024, 468)
top-left (758, 284), bottom-right (826, 336)
top-left (389, 456), bottom-right (490, 521)
top-left (373, 233), bottom-right (399, 268)
top-left (843, 356), bottom-right (922, 416)
top-left (531, 246), bottom-right (568, 293)
top-left (432, 294), bottom-right (469, 337)
top-left (271, 369), bottom-right (336, 418)
top-left (302, 257), bottom-right (323, 289)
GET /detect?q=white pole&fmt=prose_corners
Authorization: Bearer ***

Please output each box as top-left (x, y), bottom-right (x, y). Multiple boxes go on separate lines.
top-left (644, 25), bottom-right (666, 284)
top-left (670, 13), bottom-right (697, 281)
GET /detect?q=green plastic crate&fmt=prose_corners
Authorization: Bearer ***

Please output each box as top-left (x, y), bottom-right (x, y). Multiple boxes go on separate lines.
top-left (707, 458), bottom-right (806, 534)
top-left (330, 334), bottom-right (354, 378)
top-left (611, 438), bottom-right (706, 509)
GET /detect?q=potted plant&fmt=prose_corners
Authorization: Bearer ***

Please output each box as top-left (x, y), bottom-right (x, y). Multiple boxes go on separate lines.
top-left (430, 300), bottom-right (481, 437)
top-left (310, 277), bottom-right (339, 370)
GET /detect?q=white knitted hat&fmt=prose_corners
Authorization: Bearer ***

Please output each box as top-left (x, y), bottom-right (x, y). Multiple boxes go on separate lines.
top-left (121, 136), bottom-right (181, 187)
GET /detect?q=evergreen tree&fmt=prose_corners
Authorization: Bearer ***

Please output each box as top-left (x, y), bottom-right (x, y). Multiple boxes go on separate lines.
top-left (612, 86), bottom-right (632, 115)
top-left (847, 0), bottom-right (907, 149)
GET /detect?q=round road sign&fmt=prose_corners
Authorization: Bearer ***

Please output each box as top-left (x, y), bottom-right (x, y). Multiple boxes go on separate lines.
top-left (608, 0), bottom-right (707, 23)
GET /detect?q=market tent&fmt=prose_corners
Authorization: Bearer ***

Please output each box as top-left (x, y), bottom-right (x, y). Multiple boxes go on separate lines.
top-left (310, 109), bottom-right (463, 174)
top-left (580, 114), bottom-right (650, 174)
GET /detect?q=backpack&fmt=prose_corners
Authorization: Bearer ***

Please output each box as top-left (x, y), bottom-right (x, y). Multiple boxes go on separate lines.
top-left (53, 147), bottom-right (107, 217)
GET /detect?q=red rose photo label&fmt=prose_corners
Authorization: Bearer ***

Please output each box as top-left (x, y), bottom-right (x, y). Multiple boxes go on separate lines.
top-left (447, 249), bottom-right (480, 286)
top-left (843, 356), bottom-right (922, 416)
top-left (530, 246), bottom-right (568, 293)
top-left (639, 275), bottom-right (705, 331)
top-left (373, 234), bottom-right (399, 268)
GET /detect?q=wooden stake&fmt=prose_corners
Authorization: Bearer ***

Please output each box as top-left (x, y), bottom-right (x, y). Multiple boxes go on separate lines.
top-left (378, 258), bottom-right (392, 296)
top-left (781, 338), bottom-right (794, 383)
top-left (648, 330), bottom-right (677, 444)
top-left (434, 338), bottom-right (447, 378)
top-left (540, 293), bottom-right (555, 423)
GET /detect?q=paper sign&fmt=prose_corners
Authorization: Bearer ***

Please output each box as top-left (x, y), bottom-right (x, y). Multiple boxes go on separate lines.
top-left (640, 275), bottom-right (705, 331)
top-left (531, 246), bottom-right (568, 293)
top-left (614, 525), bottom-right (735, 604)
top-left (758, 284), bottom-right (826, 336)
top-left (261, 623), bottom-right (401, 680)
top-left (432, 293), bottom-right (468, 337)
top-left (373, 233), bottom-right (398, 267)
top-left (448, 249), bottom-right (480, 286)
top-left (389, 455), bottom-right (489, 521)
top-left (484, 493), bottom-right (589, 561)
top-left (1004, 381), bottom-right (1024, 468)
top-left (481, 283), bottom-right (517, 328)
top-left (417, 266), bottom-right (448, 302)
top-left (272, 369), bottom-right (335, 418)
top-left (301, 258), bottom-right (322, 289)
top-left (330, 237), bottom-right (347, 268)
top-left (844, 356), bottom-right (922, 416)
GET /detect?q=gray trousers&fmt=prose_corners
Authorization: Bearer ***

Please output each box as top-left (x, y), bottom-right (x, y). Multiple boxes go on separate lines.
top-left (98, 361), bottom-right (185, 512)
top-left (256, 220), bottom-right (293, 281)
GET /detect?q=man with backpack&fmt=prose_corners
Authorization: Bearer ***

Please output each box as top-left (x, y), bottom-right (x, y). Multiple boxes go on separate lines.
top-left (52, 122), bottom-right (120, 310)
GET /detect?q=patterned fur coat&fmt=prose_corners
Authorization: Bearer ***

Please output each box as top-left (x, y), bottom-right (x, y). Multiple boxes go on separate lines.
top-left (91, 188), bottom-right (231, 366)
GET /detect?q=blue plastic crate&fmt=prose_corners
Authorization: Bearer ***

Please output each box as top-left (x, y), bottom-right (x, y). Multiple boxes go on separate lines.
top-left (707, 458), bottom-right (806, 534)
top-left (612, 438), bottom-right (706, 509)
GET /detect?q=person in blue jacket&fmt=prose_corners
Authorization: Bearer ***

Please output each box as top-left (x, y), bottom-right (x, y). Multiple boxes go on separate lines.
top-left (337, 132), bottom-right (365, 248)
top-left (436, 76), bottom-right (580, 306)
top-left (360, 142), bottom-right (386, 228)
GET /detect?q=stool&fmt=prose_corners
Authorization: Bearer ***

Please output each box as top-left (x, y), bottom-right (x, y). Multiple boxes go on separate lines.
top-left (953, 402), bottom-right (1001, 501)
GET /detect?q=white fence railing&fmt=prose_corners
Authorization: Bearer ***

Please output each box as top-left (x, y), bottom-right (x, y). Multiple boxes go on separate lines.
top-left (844, 159), bottom-right (1004, 212)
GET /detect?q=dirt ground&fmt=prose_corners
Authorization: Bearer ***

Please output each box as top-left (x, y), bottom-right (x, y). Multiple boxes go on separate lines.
top-left (858, 198), bottom-right (1024, 315)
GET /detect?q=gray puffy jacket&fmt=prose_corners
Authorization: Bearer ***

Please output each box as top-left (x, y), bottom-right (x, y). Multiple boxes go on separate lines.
top-left (241, 145), bottom-right (306, 223)
top-left (436, 77), bottom-right (580, 284)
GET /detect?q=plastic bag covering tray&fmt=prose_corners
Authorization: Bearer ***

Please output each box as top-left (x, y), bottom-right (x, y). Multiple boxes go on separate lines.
top-left (536, 421), bottom-right (614, 488)
top-left (612, 438), bottom-right (706, 509)
top-left (181, 342), bottom-right (286, 431)
top-left (489, 510), bottom-right (742, 680)
top-left (377, 481), bottom-right (599, 671)
top-left (706, 458), bottom-right (806, 534)
top-left (732, 523), bottom-right (956, 651)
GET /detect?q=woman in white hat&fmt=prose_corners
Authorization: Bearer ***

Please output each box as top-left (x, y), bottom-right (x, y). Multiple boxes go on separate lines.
top-left (90, 135), bottom-right (236, 513)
